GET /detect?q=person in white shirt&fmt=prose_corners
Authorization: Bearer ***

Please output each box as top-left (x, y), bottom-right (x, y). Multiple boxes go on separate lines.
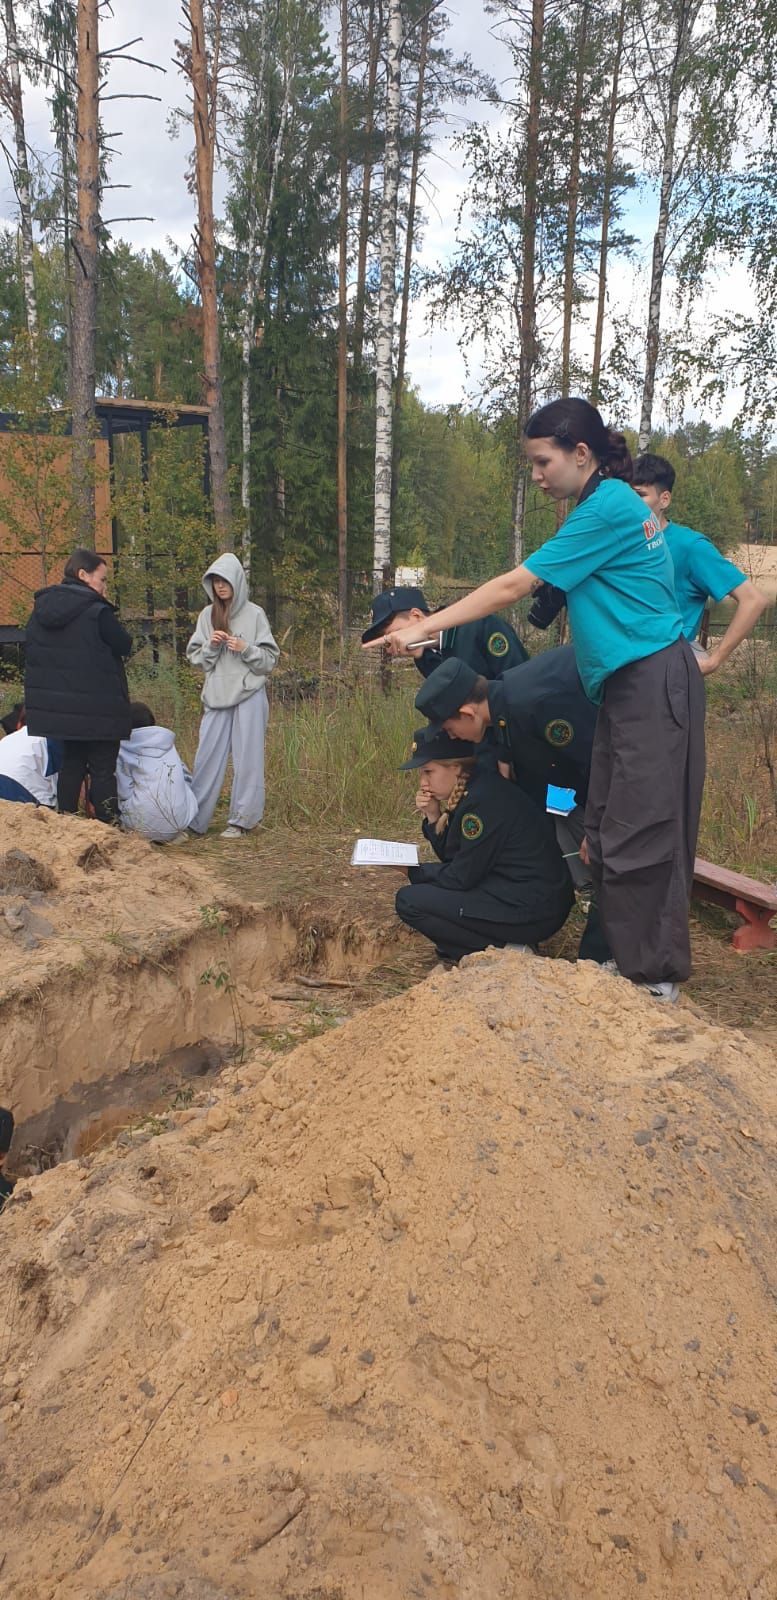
top-left (0, 715), bottom-right (61, 806)
top-left (116, 703), bottom-right (198, 844)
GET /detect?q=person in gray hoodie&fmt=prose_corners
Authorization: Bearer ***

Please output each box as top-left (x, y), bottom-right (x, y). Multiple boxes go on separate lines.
top-left (186, 553), bottom-right (279, 837)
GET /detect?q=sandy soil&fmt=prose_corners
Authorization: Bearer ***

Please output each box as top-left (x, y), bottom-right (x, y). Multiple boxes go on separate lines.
top-left (0, 801), bottom-right (219, 1001)
top-left (2, 947), bottom-right (776, 1600)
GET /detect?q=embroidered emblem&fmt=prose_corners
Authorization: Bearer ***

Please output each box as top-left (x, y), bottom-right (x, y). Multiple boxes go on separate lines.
top-left (545, 718), bottom-right (573, 748)
top-left (461, 812), bottom-right (484, 841)
top-left (411, 740), bottom-right (417, 754)
top-left (487, 630), bottom-right (509, 658)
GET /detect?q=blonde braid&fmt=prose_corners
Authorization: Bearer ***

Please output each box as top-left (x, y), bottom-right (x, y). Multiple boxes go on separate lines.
top-left (435, 769), bottom-right (470, 835)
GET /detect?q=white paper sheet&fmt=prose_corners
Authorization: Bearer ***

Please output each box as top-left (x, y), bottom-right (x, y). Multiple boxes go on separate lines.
top-left (351, 838), bottom-right (419, 867)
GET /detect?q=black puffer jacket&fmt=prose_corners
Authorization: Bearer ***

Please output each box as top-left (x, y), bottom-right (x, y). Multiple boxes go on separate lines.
top-left (24, 578), bottom-right (132, 741)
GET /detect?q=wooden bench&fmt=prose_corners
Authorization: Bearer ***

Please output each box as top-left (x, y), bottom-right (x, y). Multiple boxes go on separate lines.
top-left (693, 858), bottom-right (777, 952)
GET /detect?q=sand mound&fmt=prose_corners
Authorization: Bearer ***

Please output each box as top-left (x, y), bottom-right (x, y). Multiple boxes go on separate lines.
top-left (0, 801), bottom-right (215, 1000)
top-left (2, 949), bottom-right (777, 1599)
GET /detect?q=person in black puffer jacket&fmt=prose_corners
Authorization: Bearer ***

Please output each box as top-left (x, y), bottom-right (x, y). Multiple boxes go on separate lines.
top-left (24, 548), bottom-right (132, 824)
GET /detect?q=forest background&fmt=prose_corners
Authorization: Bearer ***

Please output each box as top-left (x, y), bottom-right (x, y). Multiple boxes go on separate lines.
top-left (0, 0), bottom-right (776, 644)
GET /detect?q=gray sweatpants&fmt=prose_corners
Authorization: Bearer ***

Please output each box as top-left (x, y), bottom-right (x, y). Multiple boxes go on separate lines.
top-left (584, 638), bottom-right (705, 985)
top-left (190, 689), bottom-right (269, 834)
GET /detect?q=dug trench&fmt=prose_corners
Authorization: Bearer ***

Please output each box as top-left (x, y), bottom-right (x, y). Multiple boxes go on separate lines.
top-left (0, 801), bottom-right (416, 1174)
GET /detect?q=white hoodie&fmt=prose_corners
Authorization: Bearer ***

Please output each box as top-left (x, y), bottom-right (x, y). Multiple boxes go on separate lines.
top-left (116, 725), bottom-right (198, 842)
top-left (186, 552), bottom-right (279, 709)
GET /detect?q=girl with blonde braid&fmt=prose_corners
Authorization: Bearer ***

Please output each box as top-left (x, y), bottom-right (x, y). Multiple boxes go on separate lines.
top-left (395, 727), bottom-right (574, 963)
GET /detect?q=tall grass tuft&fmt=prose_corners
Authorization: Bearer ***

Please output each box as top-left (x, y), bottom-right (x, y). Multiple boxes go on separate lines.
top-left (265, 677), bottom-right (417, 834)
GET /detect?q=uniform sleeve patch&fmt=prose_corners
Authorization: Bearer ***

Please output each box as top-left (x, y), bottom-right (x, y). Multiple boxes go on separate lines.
top-left (545, 718), bottom-right (573, 748)
top-left (487, 630), bottom-right (509, 657)
top-left (461, 812), bottom-right (484, 840)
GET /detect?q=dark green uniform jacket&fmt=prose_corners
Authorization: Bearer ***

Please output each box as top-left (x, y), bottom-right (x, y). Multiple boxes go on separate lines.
top-left (408, 767), bottom-right (573, 923)
top-left (416, 614), bottom-right (527, 680)
top-left (486, 645), bottom-right (597, 810)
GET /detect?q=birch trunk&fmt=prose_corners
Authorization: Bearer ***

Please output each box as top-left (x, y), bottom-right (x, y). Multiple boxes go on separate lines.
top-left (240, 63), bottom-right (292, 580)
top-left (71, 0), bottom-right (99, 544)
top-left (591, 0), bottom-right (626, 405)
top-left (638, 0), bottom-right (701, 450)
top-left (391, 6), bottom-right (428, 512)
top-left (336, 0), bottom-right (349, 643)
top-left (1, 0), bottom-right (38, 348)
top-left (372, 0), bottom-right (403, 591)
top-left (511, 0), bottom-right (545, 567)
top-left (560, 0), bottom-right (588, 397)
top-left (188, 0), bottom-right (232, 541)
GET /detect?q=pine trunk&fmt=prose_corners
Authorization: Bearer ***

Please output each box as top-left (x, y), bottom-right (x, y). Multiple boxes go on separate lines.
top-left (590, 0), bottom-right (626, 405)
top-left (2, 0), bottom-right (38, 348)
top-left (240, 66), bottom-right (292, 580)
top-left (512, 0), bottom-right (545, 567)
top-left (353, 0), bottom-right (381, 371)
top-left (391, 8), bottom-right (428, 513)
top-left (638, 0), bottom-right (701, 450)
top-left (71, 0), bottom-right (99, 545)
top-left (189, 0), bottom-right (231, 542)
top-left (337, 0), bottom-right (349, 643)
top-left (638, 84), bottom-right (680, 450)
top-left (560, 0), bottom-right (588, 397)
top-left (372, 0), bottom-right (402, 590)
top-left (240, 191), bottom-right (258, 581)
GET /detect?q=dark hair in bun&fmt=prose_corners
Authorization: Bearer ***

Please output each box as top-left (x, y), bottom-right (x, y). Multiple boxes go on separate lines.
top-left (524, 397), bottom-right (634, 482)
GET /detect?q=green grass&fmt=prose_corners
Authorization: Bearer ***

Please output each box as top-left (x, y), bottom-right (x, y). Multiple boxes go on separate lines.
top-left (5, 638), bottom-right (777, 878)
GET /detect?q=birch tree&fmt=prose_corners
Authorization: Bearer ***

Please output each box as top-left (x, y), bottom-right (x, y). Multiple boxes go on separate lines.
top-left (0, 0), bottom-right (38, 349)
top-left (372, 0), bottom-right (402, 588)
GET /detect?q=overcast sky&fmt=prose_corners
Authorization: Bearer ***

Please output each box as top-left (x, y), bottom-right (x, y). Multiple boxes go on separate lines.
top-left (0, 0), bottom-right (743, 422)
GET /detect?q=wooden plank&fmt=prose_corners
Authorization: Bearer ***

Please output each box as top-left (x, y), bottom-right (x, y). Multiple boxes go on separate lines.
top-left (693, 857), bottom-right (777, 911)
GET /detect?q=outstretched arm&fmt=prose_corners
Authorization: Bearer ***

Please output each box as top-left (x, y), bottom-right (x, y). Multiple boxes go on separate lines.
top-left (697, 580), bottom-right (767, 676)
top-left (364, 567), bottom-right (538, 655)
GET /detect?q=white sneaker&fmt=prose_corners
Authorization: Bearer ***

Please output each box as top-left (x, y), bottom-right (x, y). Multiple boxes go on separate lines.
top-left (598, 961), bottom-right (678, 1003)
top-left (642, 980), bottom-right (679, 1003)
top-left (169, 831), bottom-right (191, 844)
top-left (221, 825), bottom-right (246, 839)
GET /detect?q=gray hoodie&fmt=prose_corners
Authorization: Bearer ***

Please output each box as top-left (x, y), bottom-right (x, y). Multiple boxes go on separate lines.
top-left (186, 553), bottom-right (279, 709)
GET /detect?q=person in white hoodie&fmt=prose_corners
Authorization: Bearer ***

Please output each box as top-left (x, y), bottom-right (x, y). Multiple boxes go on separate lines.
top-left (186, 552), bottom-right (279, 838)
top-left (0, 716), bottom-right (62, 806)
top-left (117, 703), bottom-right (199, 843)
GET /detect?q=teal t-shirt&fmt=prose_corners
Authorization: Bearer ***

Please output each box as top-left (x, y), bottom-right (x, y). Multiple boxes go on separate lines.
top-left (523, 478), bottom-right (683, 703)
top-left (664, 521), bottom-right (744, 640)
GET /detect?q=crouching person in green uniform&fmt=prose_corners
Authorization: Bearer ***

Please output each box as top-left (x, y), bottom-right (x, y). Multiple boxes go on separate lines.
top-left (395, 726), bottom-right (573, 963)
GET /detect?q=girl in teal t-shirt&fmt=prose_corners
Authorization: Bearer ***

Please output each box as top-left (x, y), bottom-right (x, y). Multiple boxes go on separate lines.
top-left (366, 397), bottom-right (706, 1000)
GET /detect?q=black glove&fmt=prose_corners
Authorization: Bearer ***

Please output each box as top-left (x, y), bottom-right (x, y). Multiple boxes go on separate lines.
top-left (528, 583), bottom-right (567, 630)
